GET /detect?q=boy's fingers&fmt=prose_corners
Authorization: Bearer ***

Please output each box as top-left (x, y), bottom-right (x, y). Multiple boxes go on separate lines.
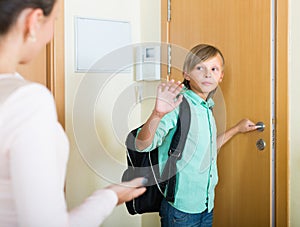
top-left (175, 84), bottom-right (184, 93)
top-left (168, 81), bottom-right (183, 93)
top-left (174, 95), bottom-right (183, 106)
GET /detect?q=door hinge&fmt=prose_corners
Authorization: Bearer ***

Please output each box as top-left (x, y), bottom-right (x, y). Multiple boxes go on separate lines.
top-left (167, 44), bottom-right (171, 76)
top-left (167, 0), bottom-right (171, 21)
top-left (167, 0), bottom-right (171, 79)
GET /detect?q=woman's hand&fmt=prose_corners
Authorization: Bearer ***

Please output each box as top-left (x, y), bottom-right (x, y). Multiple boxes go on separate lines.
top-left (107, 177), bottom-right (147, 205)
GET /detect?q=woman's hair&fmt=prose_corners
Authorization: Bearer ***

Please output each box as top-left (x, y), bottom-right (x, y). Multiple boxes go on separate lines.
top-left (182, 44), bottom-right (225, 89)
top-left (0, 0), bottom-right (56, 35)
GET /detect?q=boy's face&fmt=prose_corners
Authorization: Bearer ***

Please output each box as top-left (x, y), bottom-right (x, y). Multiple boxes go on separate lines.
top-left (184, 53), bottom-right (224, 100)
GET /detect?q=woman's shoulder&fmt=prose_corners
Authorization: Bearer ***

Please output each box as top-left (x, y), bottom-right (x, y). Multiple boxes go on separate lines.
top-left (0, 75), bottom-right (57, 124)
top-left (0, 75), bottom-right (54, 107)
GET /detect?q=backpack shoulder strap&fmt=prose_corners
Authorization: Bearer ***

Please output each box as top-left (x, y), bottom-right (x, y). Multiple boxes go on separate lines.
top-left (160, 96), bottom-right (191, 202)
top-left (169, 96), bottom-right (191, 158)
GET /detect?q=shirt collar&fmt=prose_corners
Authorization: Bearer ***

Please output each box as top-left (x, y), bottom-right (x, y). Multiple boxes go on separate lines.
top-left (183, 89), bottom-right (215, 109)
top-left (0, 72), bottom-right (24, 80)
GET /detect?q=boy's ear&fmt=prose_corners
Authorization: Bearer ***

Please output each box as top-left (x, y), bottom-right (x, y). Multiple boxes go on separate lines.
top-left (183, 72), bottom-right (190, 81)
top-left (25, 8), bottom-right (44, 42)
top-left (219, 72), bottom-right (224, 82)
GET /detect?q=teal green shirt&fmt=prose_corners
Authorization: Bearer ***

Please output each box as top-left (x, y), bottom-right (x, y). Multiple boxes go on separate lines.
top-left (136, 89), bottom-right (218, 214)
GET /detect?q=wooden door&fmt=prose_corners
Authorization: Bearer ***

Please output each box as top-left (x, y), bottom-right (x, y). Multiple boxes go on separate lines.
top-left (161, 0), bottom-right (288, 226)
top-left (16, 0), bottom-right (65, 126)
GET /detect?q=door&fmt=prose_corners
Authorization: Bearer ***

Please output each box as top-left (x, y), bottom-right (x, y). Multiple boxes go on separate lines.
top-left (161, 0), bottom-right (279, 226)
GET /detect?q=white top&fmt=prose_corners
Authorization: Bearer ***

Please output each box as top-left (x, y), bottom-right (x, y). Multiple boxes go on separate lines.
top-left (0, 74), bottom-right (118, 227)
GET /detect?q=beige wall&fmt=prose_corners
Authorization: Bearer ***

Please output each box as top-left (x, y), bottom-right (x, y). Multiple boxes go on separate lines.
top-left (289, 0), bottom-right (300, 226)
top-left (64, 0), bottom-right (160, 226)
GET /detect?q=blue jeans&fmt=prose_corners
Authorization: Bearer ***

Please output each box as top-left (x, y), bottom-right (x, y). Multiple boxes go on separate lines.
top-left (159, 198), bottom-right (213, 227)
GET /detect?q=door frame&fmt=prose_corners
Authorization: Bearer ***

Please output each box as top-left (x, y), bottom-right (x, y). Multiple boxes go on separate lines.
top-left (47, 0), bottom-right (65, 127)
top-left (161, 0), bottom-right (289, 226)
top-left (275, 0), bottom-right (289, 226)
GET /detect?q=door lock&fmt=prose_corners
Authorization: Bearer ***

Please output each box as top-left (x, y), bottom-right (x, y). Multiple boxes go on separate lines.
top-left (256, 139), bottom-right (266, 151)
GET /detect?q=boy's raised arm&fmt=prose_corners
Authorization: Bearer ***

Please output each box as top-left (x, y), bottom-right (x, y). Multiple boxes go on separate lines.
top-left (136, 80), bottom-right (183, 150)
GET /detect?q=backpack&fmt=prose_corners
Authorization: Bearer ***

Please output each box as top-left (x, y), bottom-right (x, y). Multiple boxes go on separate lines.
top-left (121, 96), bottom-right (191, 215)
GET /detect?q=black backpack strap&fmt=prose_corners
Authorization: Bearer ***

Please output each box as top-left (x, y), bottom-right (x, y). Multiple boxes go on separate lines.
top-left (160, 96), bottom-right (191, 202)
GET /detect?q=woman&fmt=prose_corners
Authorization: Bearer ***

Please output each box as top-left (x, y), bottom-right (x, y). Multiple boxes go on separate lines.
top-left (0, 0), bottom-right (146, 226)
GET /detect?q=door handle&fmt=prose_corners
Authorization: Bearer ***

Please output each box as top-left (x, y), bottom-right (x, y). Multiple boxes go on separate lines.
top-left (256, 122), bottom-right (265, 132)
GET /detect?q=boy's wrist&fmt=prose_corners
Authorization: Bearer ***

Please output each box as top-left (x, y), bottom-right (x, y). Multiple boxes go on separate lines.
top-left (152, 110), bottom-right (165, 118)
top-left (233, 124), bottom-right (241, 134)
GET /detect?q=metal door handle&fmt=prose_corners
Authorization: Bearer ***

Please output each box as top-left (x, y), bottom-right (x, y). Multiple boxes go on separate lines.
top-left (256, 122), bottom-right (265, 132)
